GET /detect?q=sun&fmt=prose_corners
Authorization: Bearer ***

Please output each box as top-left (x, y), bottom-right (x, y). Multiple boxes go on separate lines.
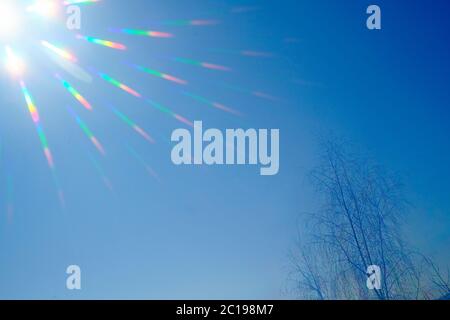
top-left (1, 0), bottom-right (64, 77)
top-left (0, 1), bottom-right (23, 40)
top-left (0, 0), bottom-right (62, 42)
top-left (27, 0), bottom-right (60, 18)
top-left (0, 0), bottom-right (249, 210)
top-left (5, 46), bottom-right (26, 76)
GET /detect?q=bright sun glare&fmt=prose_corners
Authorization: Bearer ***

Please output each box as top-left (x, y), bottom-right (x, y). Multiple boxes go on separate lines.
top-left (27, 0), bottom-right (59, 18)
top-left (0, 1), bottom-right (22, 39)
top-left (5, 46), bottom-right (25, 76)
top-left (1, 0), bottom-right (62, 77)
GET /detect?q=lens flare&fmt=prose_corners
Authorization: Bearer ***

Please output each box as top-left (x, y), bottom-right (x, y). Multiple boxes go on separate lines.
top-left (27, 0), bottom-right (59, 18)
top-left (56, 74), bottom-right (93, 111)
top-left (222, 83), bottom-right (279, 102)
top-left (0, 0), bottom-right (256, 211)
top-left (125, 145), bottom-right (160, 182)
top-left (67, 107), bottom-right (105, 155)
top-left (5, 46), bottom-right (25, 77)
top-left (41, 41), bottom-right (77, 62)
top-left (76, 34), bottom-right (127, 50)
top-left (47, 53), bottom-right (92, 83)
top-left (111, 28), bottom-right (173, 38)
top-left (252, 91), bottom-right (279, 101)
top-left (163, 20), bottom-right (219, 26)
top-left (20, 81), bottom-right (54, 168)
top-left (97, 69), bottom-right (193, 127)
top-left (209, 49), bottom-right (274, 58)
top-left (98, 73), bottom-right (142, 97)
top-left (174, 57), bottom-right (231, 72)
top-left (20, 81), bottom-right (64, 206)
top-left (111, 107), bottom-right (155, 144)
top-left (86, 151), bottom-right (113, 192)
top-left (145, 99), bottom-right (193, 127)
top-left (183, 92), bottom-right (242, 116)
top-left (0, 1), bottom-right (22, 39)
top-left (241, 50), bottom-right (273, 57)
top-left (133, 64), bottom-right (187, 85)
top-left (96, 71), bottom-right (193, 126)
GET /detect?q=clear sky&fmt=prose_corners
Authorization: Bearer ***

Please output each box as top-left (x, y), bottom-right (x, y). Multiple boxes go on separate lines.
top-left (0, 0), bottom-right (449, 299)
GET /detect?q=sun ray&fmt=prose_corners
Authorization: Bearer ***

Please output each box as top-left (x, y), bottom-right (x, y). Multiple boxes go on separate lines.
top-left (110, 107), bottom-right (155, 144)
top-left (96, 71), bottom-right (192, 127)
top-left (56, 74), bottom-right (93, 111)
top-left (67, 106), bottom-right (106, 155)
top-left (20, 80), bottom-right (64, 206)
top-left (162, 20), bottom-right (219, 26)
top-left (182, 91), bottom-right (242, 116)
top-left (26, 0), bottom-right (60, 18)
top-left (41, 40), bottom-right (77, 62)
top-left (20, 81), bottom-right (54, 168)
top-left (125, 145), bottom-right (160, 182)
top-left (5, 46), bottom-right (25, 77)
top-left (98, 72), bottom-right (142, 97)
top-left (76, 34), bottom-right (127, 50)
top-left (1, 1), bottom-right (249, 212)
top-left (110, 28), bottom-right (173, 38)
top-left (174, 57), bottom-right (231, 72)
top-left (221, 83), bottom-right (279, 102)
top-left (208, 48), bottom-right (274, 58)
top-left (145, 99), bottom-right (193, 127)
top-left (86, 151), bottom-right (113, 191)
top-left (132, 64), bottom-right (187, 85)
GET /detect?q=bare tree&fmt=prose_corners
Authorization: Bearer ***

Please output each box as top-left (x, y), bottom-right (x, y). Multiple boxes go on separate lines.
top-left (291, 139), bottom-right (449, 300)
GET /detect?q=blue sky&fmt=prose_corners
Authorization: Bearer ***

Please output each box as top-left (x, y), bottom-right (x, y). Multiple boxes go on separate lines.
top-left (0, 0), bottom-right (449, 299)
